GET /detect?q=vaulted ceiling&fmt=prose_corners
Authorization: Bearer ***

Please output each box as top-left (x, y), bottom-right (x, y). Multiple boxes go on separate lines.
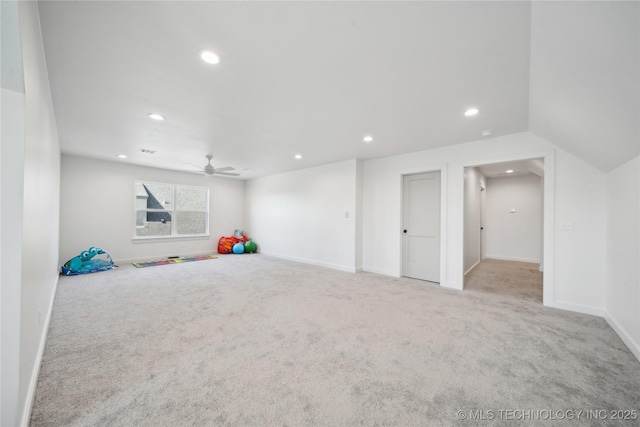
top-left (37, 1), bottom-right (638, 178)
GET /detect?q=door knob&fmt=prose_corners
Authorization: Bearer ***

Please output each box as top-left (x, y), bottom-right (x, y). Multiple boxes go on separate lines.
top-left (403, 229), bottom-right (407, 233)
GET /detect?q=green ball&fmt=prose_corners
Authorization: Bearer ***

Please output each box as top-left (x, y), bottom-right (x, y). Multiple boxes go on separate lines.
top-left (244, 240), bottom-right (257, 253)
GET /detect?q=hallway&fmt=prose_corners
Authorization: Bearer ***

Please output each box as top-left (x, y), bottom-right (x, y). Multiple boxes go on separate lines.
top-left (465, 259), bottom-right (542, 303)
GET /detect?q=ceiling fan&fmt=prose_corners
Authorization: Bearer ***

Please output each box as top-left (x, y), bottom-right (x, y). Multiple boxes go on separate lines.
top-left (185, 154), bottom-right (240, 177)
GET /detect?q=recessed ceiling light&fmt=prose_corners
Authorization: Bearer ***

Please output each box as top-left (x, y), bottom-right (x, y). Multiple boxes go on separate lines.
top-left (117, 154), bottom-right (127, 159)
top-left (464, 108), bottom-right (479, 117)
top-left (363, 135), bottom-right (374, 143)
top-left (200, 50), bottom-right (221, 65)
top-left (506, 169), bottom-right (514, 174)
top-left (481, 130), bottom-right (493, 137)
top-left (294, 154), bottom-right (302, 160)
top-left (148, 113), bottom-right (165, 121)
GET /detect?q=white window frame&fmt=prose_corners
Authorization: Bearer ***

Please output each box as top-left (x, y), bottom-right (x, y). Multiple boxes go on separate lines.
top-left (133, 180), bottom-right (210, 241)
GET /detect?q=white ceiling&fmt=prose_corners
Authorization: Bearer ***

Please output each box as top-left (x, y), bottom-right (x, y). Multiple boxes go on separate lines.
top-left (37, 1), bottom-right (638, 179)
top-left (476, 159), bottom-right (544, 179)
top-left (529, 1), bottom-right (639, 173)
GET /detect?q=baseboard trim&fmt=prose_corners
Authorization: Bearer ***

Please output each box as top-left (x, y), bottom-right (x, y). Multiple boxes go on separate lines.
top-left (20, 275), bottom-right (59, 427)
top-left (464, 260), bottom-right (480, 276)
top-left (485, 255), bottom-right (540, 264)
top-left (442, 281), bottom-right (462, 291)
top-left (603, 311), bottom-right (640, 362)
top-left (551, 300), bottom-right (605, 317)
top-left (261, 251), bottom-right (357, 273)
top-left (361, 267), bottom-right (399, 277)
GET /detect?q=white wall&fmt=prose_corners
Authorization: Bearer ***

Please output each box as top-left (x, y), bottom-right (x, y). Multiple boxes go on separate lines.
top-left (552, 149), bottom-right (606, 314)
top-left (363, 132), bottom-right (551, 285)
top-left (0, 86), bottom-right (25, 427)
top-left (60, 155), bottom-right (245, 264)
top-left (355, 160), bottom-right (364, 271)
top-left (463, 167), bottom-right (485, 273)
top-left (362, 131), bottom-right (607, 314)
top-left (1, 2), bottom-right (25, 424)
top-left (0, 2), bottom-right (63, 425)
top-left (484, 174), bottom-right (542, 264)
top-left (605, 155), bottom-right (640, 360)
top-left (244, 159), bottom-right (360, 272)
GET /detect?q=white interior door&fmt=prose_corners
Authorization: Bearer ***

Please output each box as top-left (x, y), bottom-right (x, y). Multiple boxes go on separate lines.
top-left (402, 172), bottom-right (441, 282)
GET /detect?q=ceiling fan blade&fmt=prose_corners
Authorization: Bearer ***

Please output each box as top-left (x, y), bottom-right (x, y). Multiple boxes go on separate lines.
top-left (184, 163), bottom-right (205, 172)
top-left (214, 171), bottom-right (240, 177)
top-left (214, 166), bottom-right (235, 172)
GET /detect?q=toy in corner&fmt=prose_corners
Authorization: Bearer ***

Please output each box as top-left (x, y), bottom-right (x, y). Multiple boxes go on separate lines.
top-left (217, 230), bottom-right (258, 254)
top-left (244, 239), bottom-right (257, 253)
top-left (61, 246), bottom-right (116, 276)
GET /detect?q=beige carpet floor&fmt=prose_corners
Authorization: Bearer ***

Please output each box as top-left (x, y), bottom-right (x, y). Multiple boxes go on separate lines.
top-left (31, 255), bottom-right (639, 426)
top-left (464, 259), bottom-right (543, 303)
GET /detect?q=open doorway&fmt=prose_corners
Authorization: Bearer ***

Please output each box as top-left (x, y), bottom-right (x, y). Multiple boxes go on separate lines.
top-left (463, 158), bottom-right (544, 303)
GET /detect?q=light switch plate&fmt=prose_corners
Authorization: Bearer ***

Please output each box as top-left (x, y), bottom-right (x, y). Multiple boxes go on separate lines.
top-left (561, 221), bottom-right (574, 231)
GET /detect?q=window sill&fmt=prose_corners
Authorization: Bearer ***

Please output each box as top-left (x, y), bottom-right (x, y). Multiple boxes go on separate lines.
top-left (132, 234), bottom-right (210, 243)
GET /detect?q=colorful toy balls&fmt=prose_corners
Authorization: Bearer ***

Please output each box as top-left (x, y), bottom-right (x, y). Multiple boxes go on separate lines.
top-left (244, 240), bottom-right (257, 253)
top-left (232, 242), bottom-right (245, 254)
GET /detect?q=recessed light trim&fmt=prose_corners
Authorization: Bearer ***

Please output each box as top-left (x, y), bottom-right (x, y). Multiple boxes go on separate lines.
top-left (294, 154), bottom-right (302, 160)
top-left (464, 108), bottom-right (479, 117)
top-left (117, 154), bottom-right (127, 159)
top-left (148, 113), bottom-right (165, 121)
top-left (506, 169), bottom-right (514, 174)
top-left (363, 135), bottom-right (374, 143)
top-left (200, 50), bottom-right (221, 65)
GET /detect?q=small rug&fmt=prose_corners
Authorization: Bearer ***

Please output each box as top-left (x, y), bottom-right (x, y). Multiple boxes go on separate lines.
top-left (132, 254), bottom-right (217, 268)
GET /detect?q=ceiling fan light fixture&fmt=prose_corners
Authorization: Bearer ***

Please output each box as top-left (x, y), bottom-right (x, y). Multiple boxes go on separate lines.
top-left (186, 154), bottom-right (240, 177)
